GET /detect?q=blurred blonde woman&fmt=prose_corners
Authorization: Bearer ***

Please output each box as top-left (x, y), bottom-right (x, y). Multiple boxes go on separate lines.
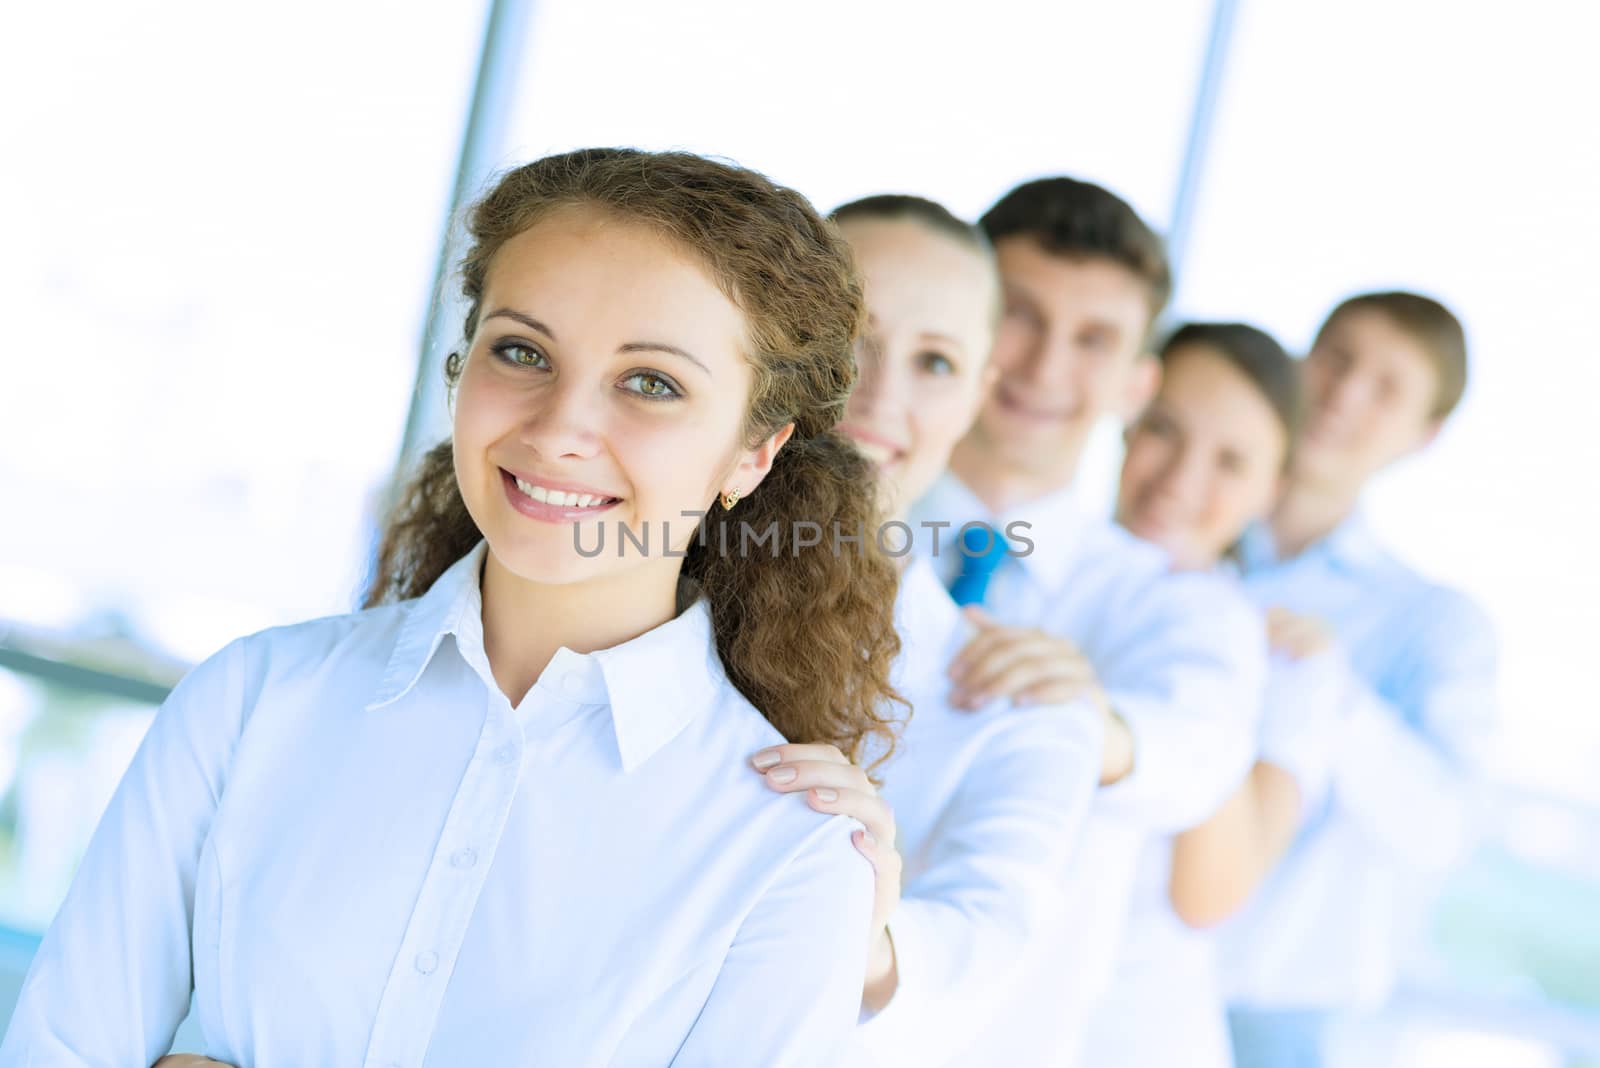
top-left (749, 195), bottom-right (1104, 1064)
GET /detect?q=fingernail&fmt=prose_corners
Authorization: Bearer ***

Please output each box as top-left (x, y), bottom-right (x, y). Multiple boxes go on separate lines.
top-left (768, 765), bottom-right (797, 783)
top-left (813, 787), bottom-right (838, 802)
top-left (751, 749), bottom-right (781, 769)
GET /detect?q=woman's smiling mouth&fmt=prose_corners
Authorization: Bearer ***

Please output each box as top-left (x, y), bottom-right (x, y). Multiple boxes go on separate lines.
top-left (500, 468), bottom-right (623, 521)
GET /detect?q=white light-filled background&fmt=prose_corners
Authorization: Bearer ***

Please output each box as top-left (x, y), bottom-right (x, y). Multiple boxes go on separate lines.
top-left (1, 0), bottom-right (1597, 1063)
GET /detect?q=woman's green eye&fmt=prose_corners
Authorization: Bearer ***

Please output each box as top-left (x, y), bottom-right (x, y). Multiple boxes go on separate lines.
top-left (624, 372), bottom-right (681, 400)
top-left (493, 341), bottom-right (547, 368)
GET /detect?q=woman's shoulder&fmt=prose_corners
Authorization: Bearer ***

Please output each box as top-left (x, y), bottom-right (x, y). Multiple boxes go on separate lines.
top-left (223, 599), bottom-right (411, 675)
top-left (165, 600), bottom-right (420, 725)
top-left (663, 668), bottom-right (859, 842)
top-left (672, 669), bottom-right (792, 772)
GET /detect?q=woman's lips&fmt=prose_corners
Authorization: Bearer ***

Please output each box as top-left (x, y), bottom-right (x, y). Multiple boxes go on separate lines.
top-left (839, 426), bottom-right (907, 469)
top-left (500, 469), bottom-right (622, 523)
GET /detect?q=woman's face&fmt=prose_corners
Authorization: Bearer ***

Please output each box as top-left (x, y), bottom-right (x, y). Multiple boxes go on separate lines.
top-left (1116, 345), bottom-right (1288, 570)
top-left (836, 217), bottom-right (998, 518)
top-left (451, 206), bottom-right (790, 586)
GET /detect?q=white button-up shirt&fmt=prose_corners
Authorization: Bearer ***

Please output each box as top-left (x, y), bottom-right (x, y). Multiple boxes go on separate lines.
top-left (909, 473), bottom-right (1266, 1067)
top-left (1, 542), bottom-right (872, 1067)
top-left (1076, 643), bottom-right (1354, 1068)
top-left (851, 558), bottom-right (1104, 1066)
top-left (1219, 515), bottom-right (1499, 1009)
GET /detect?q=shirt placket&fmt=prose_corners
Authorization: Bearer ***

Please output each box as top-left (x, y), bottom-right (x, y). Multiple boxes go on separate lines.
top-left (362, 684), bottom-right (527, 1068)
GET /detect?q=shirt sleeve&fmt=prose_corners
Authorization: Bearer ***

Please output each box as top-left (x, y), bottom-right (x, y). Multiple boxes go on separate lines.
top-left (1328, 590), bottom-right (1499, 874)
top-left (1255, 650), bottom-right (1353, 821)
top-left (0, 637), bottom-right (248, 1067)
top-left (1094, 571), bottom-right (1268, 832)
top-left (854, 706), bottom-right (1102, 1066)
top-left (668, 815), bottom-right (874, 1068)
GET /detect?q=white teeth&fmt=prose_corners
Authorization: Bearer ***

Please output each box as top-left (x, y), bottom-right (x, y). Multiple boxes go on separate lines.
top-left (512, 476), bottom-right (610, 508)
top-left (852, 440), bottom-right (900, 465)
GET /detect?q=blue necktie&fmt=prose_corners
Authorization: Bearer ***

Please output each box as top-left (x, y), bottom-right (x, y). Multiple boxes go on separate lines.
top-left (947, 525), bottom-right (1009, 607)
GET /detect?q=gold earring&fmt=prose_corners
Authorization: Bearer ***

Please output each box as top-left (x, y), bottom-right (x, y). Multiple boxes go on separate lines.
top-left (720, 488), bottom-right (741, 510)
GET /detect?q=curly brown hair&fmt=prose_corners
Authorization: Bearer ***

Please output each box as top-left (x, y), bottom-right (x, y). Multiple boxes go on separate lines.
top-left (365, 147), bottom-right (906, 768)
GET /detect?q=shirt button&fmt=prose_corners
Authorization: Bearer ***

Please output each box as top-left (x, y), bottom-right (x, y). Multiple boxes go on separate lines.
top-left (494, 742), bottom-right (518, 765)
top-left (451, 847), bottom-right (478, 869)
top-left (561, 673), bottom-right (586, 697)
top-left (415, 950), bottom-right (439, 975)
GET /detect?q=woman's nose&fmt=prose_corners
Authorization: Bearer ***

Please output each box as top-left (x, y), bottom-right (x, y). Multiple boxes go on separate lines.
top-left (517, 377), bottom-right (605, 460)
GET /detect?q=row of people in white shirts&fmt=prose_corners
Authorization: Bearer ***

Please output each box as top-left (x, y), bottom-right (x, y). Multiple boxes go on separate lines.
top-left (0, 151), bottom-right (1495, 1067)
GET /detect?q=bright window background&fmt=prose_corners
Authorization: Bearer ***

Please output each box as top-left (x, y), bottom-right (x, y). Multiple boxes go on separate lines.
top-left (0, 0), bottom-right (486, 664)
top-left (506, 0), bottom-right (1210, 220)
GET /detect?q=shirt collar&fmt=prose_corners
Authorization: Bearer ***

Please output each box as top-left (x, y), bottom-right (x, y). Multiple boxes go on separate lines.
top-left (1238, 508), bottom-right (1387, 576)
top-left (1321, 511), bottom-right (1389, 573)
top-left (1234, 521), bottom-right (1281, 573)
top-left (367, 541), bottom-right (489, 712)
top-left (916, 471), bottom-right (1092, 591)
top-left (591, 598), bottom-right (721, 772)
top-left (367, 540), bottom-right (722, 773)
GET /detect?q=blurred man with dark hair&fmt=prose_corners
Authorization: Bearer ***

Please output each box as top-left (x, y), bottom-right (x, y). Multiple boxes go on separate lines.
top-left (909, 177), bottom-right (1265, 1066)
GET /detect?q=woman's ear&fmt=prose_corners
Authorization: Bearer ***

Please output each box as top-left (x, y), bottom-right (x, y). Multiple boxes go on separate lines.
top-left (445, 351), bottom-right (464, 420)
top-left (731, 422), bottom-right (796, 496)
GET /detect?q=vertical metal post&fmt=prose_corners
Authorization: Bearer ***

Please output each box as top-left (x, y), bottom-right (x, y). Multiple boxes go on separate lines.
top-left (396, 0), bottom-right (539, 470)
top-left (1165, 0), bottom-right (1242, 298)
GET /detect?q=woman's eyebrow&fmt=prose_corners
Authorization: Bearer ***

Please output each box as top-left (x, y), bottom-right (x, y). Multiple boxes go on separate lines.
top-left (484, 308), bottom-right (557, 338)
top-left (917, 330), bottom-right (966, 352)
top-left (619, 341), bottom-right (711, 377)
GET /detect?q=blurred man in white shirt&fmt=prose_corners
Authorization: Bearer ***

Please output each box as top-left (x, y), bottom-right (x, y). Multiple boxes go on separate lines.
top-left (907, 178), bottom-right (1266, 1067)
top-left (1219, 292), bottom-right (1499, 1067)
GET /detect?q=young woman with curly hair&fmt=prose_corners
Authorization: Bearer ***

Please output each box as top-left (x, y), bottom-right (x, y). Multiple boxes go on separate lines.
top-left (2, 148), bottom-right (905, 1067)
